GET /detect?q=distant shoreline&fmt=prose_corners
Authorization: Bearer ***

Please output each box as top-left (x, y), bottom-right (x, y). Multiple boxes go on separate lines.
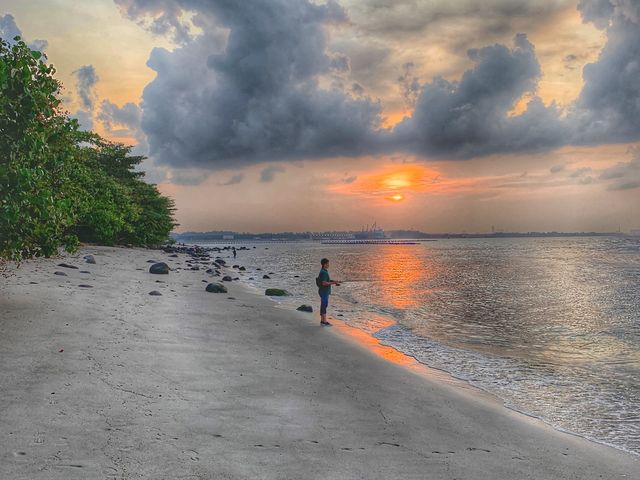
top-left (173, 231), bottom-right (635, 243)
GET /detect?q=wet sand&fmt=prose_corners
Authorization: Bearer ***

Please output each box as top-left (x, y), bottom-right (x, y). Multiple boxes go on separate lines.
top-left (1, 246), bottom-right (638, 479)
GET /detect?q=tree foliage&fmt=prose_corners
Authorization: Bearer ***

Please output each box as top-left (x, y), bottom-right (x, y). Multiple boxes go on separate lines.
top-left (0, 37), bottom-right (176, 261)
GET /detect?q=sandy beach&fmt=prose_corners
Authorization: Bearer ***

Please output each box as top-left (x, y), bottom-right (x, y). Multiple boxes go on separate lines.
top-left (1, 246), bottom-right (638, 479)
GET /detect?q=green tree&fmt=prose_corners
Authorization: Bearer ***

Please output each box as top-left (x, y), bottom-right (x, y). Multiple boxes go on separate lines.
top-left (0, 36), bottom-right (82, 260)
top-left (0, 37), bottom-right (176, 260)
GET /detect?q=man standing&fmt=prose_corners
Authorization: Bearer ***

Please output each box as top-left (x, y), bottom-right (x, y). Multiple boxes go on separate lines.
top-left (317, 258), bottom-right (340, 326)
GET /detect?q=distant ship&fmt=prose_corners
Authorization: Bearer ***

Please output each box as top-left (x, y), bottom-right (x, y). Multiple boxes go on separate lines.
top-left (354, 222), bottom-right (386, 240)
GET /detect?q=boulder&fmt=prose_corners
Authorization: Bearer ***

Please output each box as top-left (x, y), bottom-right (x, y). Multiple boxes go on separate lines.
top-left (265, 288), bottom-right (289, 296)
top-left (297, 305), bottom-right (313, 312)
top-left (206, 283), bottom-right (228, 293)
top-left (149, 262), bottom-right (170, 274)
top-left (84, 255), bottom-right (96, 264)
top-left (222, 276), bottom-right (233, 282)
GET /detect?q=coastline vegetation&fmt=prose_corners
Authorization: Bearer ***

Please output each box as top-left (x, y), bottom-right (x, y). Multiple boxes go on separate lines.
top-left (0, 37), bottom-right (176, 261)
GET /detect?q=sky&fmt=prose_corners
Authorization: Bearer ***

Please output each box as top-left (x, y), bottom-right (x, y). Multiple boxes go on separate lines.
top-left (2, 0), bottom-right (639, 233)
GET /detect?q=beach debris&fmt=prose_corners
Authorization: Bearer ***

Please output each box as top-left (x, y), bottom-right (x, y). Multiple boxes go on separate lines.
top-left (222, 276), bottom-right (233, 282)
top-left (84, 255), bottom-right (96, 264)
top-left (54, 271), bottom-right (67, 276)
top-left (206, 283), bottom-right (228, 293)
top-left (149, 262), bottom-right (170, 274)
top-left (149, 291), bottom-right (163, 296)
top-left (265, 288), bottom-right (289, 296)
top-left (57, 263), bottom-right (78, 269)
top-left (297, 305), bottom-right (313, 312)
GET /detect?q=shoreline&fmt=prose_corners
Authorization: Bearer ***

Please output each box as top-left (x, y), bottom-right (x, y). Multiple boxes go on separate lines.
top-left (1, 245), bottom-right (638, 478)
top-left (256, 279), bottom-right (640, 459)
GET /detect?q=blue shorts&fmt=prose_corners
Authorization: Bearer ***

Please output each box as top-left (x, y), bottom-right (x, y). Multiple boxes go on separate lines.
top-left (319, 292), bottom-right (329, 315)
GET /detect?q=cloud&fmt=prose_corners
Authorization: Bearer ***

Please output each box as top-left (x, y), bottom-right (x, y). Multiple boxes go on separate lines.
top-left (0, 13), bottom-right (22, 40)
top-left (117, 0), bottom-right (382, 171)
top-left (97, 100), bottom-right (149, 151)
top-left (73, 65), bottom-right (98, 111)
top-left (342, 175), bottom-right (357, 184)
top-left (571, 0), bottom-right (640, 145)
top-left (599, 149), bottom-right (640, 190)
top-left (391, 34), bottom-right (566, 159)
top-left (0, 13), bottom-right (47, 51)
top-left (260, 165), bottom-right (286, 183)
top-left (219, 174), bottom-right (244, 186)
top-left (111, 0), bottom-right (640, 180)
top-left (569, 167), bottom-right (592, 178)
top-left (73, 109), bottom-right (94, 132)
top-left (550, 164), bottom-right (566, 173)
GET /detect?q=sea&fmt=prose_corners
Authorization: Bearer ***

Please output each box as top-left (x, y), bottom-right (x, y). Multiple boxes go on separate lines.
top-left (202, 237), bottom-right (640, 455)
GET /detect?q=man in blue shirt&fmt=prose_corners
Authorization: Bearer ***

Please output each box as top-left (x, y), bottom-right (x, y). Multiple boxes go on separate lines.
top-left (318, 258), bottom-right (340, 326)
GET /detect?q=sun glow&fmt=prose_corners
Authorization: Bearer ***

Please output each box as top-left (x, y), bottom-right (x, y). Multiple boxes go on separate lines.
top-left (387, 194), bottom-right (405, 202)
top-left (331, 164), bottom-right (442, 203)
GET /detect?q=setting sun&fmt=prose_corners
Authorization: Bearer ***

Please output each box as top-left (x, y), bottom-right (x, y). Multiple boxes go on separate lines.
top-left (387, 194), bottom-right (405, 202)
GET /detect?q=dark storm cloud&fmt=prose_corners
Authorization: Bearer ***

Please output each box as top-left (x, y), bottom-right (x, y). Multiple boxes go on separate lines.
top-left (391, 34), bottom-right (566, 159)
top-left (0, 14), bottom-right (47, 51)
top-left (260, 166), bottom-right (286, 183)
top-left (571, 0), bottom-right (640, 145)
top-left (73, 65), bottom-right (98, 111)
top-left (116, 0), bottom-right (382, 170)
top-left (113, 0), bottom-right (640, 177)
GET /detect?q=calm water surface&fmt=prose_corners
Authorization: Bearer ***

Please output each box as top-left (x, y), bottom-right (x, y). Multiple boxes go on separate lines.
top-left (204, 237), bottom-right (640, 454)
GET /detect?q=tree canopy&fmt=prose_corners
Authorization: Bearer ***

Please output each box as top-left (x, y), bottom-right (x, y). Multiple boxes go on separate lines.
top-left (0, 37), bottom-right (176, 261)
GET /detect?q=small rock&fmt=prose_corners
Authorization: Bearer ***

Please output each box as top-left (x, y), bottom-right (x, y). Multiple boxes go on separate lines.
top-left (78, 284), bottom-right (93, 288)
top-left (297, 305), bottom-right (313, 312)
top-left (206, 283), bottom-right (228, 293)
top-left (149, 291), bottom-right (162, 296)
top-left (262, 275), bottom-right (270, 279)
top-left (79, 270), bottom-right (90, 274)
top-left (54, 271), bottom-right (67, 276)
top-left (169, 254), bottom-right (178, 258)
top-left (84, 255), bottom-right (96, 264)
top-left (239, 266), bottom-right (246, 271)
top-left (214, 259), bottom-right (226, 266)
top-left (265, 288), bottom-right (289, 296)
top-left (149, 262), bottom-right (170, 275)
top-left (57, 263), bottom-right (78, 269)
top-left (222, 276), bottom-right (233, 282)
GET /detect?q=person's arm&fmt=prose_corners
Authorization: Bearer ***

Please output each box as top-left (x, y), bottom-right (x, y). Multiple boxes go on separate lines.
top-left (321, 280), bottom-right (340, 286)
